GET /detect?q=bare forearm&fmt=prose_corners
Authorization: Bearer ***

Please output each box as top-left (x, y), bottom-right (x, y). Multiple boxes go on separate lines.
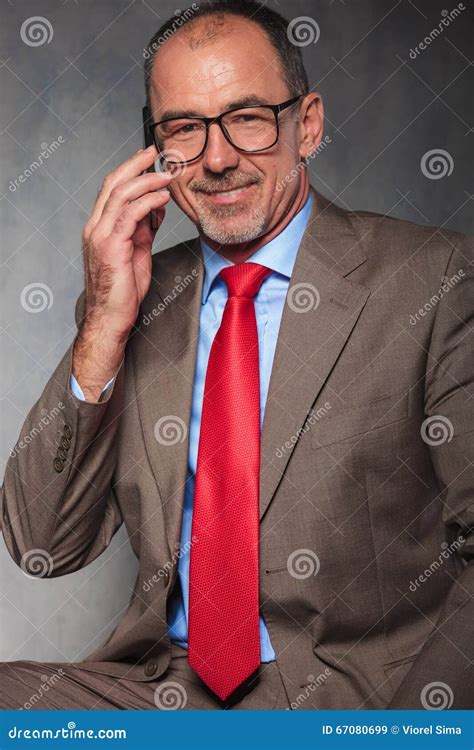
top-left (72, 320), bottom-right (128, 402)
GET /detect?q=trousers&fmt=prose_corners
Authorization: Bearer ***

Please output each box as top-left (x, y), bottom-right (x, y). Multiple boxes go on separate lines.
top-left (0, 643), bottom-right (290, 710)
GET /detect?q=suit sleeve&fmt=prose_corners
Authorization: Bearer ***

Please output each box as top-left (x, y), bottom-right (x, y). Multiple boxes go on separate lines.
top-left (388, 236), bottom-right (474, 709)
top-left (1, 290), bottom-right (125, 577)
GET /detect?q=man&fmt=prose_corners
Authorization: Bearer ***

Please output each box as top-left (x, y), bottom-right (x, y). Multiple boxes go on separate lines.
top-left (1, 0), bottom-right (473, 711)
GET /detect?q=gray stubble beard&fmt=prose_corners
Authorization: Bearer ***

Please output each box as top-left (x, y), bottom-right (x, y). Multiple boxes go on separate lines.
top-left (195, 198), bottom-right (267, 245)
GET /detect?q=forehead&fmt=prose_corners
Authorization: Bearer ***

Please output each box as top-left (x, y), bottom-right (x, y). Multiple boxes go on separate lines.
top-left (149, 17), bottom-right (289, 116)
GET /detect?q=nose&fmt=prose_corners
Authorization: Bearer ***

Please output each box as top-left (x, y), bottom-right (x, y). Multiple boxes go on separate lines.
top-left (201, 121), bottom-right (239, 173)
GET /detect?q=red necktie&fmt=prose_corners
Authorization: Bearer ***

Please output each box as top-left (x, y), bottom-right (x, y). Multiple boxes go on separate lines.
top-left (188, 262), bottom-right (272, 701)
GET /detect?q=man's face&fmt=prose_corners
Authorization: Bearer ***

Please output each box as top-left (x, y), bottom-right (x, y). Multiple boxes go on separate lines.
top-left (149, 18), bottom-right (316, 244)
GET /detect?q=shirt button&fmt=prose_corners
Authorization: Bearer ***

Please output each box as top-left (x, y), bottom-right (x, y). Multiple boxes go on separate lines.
top-left (144, 659), bottom-right (158, 677)
top-left (53, 457), bottom-right (64, 473)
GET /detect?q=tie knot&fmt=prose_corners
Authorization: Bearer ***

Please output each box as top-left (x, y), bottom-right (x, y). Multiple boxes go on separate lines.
top-left (219, 263), bottom-right (272, 299)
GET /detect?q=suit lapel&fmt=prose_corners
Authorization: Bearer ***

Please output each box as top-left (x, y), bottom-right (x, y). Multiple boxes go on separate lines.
top-left (259, 189), bottom-right (370, 520)
top-left (132, 237), bottom-right (203, 557)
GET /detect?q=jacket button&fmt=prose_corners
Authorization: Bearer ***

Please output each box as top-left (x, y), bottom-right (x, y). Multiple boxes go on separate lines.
top-left (60, 435), bottom-right (71, 449)
top-left (63, 424), bottom-right (73, 439)
top-left (163, 570), bottom-right (170, 586)
top-left (53, 457), bottom-right (64, 473)
top-left (144, 659), bottom-right (158, 677)
top-left (57, 446), bottom-right (67, 460)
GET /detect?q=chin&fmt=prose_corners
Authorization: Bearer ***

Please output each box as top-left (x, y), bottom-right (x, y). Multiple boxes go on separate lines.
top-left (200, 222), bottom-right (265, 245)
top-left (197, 209), bottom-right (267, 246)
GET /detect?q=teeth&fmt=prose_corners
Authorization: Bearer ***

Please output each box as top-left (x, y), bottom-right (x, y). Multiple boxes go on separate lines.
top-left (214, 187), bottom-right (245, 196)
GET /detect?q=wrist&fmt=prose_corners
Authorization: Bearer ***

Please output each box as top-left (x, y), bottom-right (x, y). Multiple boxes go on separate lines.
top-left (72, 325), bottom-right (126, 402)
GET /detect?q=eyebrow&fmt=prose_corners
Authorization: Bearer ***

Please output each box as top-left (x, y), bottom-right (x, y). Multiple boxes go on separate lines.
top-left (157, 95), bottom-right (270, 121)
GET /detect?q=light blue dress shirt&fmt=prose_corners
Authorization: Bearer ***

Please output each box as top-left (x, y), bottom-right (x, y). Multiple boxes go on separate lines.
top-left (70, 192), bottom-right (313, 662)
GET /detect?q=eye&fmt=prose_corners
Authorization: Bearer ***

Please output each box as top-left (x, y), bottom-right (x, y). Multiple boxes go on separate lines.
top-left (176, 123), bottom-right (200, 134)
top-left (233, 114), bottom-right (259, 123)
top-left (160, 120), bottom-right (204, 138)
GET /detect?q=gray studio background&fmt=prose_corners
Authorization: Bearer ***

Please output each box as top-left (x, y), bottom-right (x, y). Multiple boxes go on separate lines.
top-left (1, 0), bottom-right (472, 662)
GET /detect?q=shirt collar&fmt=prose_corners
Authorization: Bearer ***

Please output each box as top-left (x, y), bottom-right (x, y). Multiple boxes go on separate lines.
top-left (200, 191), bottom-right (313, 304)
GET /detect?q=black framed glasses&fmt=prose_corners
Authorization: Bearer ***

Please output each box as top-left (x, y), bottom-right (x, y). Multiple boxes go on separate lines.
top-left (148, 95), bottom-right (302, 165)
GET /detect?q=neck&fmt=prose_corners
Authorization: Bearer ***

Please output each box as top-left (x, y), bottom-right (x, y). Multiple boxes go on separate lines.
top-left (202, 169), bottom-right (310, 264)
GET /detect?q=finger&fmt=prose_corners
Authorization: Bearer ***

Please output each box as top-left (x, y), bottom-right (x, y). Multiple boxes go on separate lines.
top-left (97, 171), bottom-right (172, 235)
top-left (88, 145), bottom-right (160, 231)
top-left (108, 190), bottom-right (171, 245)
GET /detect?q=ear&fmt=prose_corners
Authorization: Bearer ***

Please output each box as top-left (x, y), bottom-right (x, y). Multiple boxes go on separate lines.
top-left (298, 93), bottom-right (324, 161)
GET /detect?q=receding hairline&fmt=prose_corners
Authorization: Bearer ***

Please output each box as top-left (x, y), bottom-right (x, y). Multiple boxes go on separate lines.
top-left (149, 13), bottom-right (291, 105)
top-left (156, 11), bottom-right (283, 49)
top-left (182, 12), bottom-right (246, 50)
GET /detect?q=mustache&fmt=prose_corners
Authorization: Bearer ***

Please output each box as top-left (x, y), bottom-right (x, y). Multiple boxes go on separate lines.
top-left (190, 173), bottom-right (262, 195)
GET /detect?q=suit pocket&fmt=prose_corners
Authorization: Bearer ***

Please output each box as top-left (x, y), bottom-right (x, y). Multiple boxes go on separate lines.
top-left (382, 651), bottom-right (420, 695)
top-left (311, 391), bottom-right (410, 449)
top-left (382, 651), bottom-right (420, 674)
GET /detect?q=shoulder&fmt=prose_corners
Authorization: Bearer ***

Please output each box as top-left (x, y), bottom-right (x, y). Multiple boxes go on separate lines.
top-left (343, 205), bottom-right (472, 273)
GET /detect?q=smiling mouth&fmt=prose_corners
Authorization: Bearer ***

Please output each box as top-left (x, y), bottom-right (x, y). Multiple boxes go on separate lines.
top-left (199, 184), bottom-right (255, 205)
